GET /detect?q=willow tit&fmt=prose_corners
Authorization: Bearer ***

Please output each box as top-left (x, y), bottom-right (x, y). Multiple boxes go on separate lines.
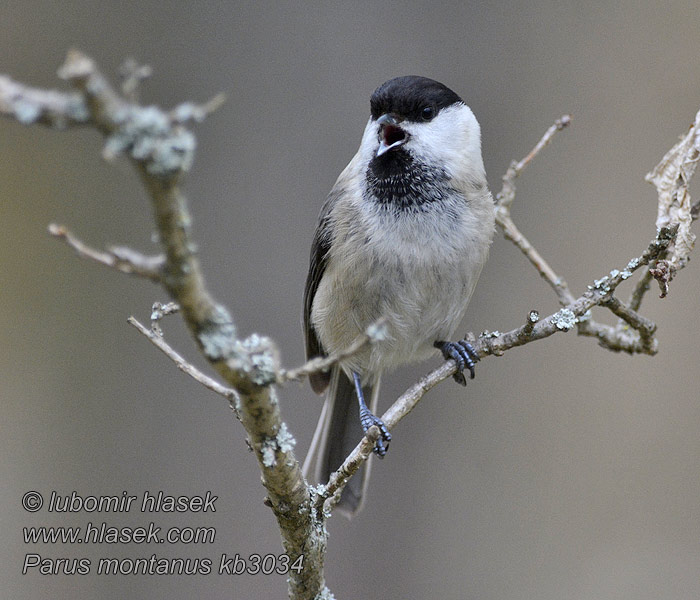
top-left (302, 76), bottom-right (495, 516)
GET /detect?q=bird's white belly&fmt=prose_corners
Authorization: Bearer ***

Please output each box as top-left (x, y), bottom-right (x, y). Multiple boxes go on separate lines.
top-left (312, 212), bottom-right (483, 379)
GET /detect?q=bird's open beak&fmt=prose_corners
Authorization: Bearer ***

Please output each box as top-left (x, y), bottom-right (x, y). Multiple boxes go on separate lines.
top-left (376, 113), bottom-right (408, 156)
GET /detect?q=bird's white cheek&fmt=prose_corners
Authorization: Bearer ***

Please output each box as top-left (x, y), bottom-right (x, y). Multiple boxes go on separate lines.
top-left (405, 110), bottom-right (485, 182)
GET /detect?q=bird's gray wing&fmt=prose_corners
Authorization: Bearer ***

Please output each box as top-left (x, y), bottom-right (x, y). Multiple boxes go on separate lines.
top-left (303, 183), bottom-right (342, 394)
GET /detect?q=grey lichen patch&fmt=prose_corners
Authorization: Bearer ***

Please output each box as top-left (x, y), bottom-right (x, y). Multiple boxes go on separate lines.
top-left (626, 257), bottom-right (640, 271)
top-left (12, 98), bottom-right (41, 124)
top-left (309, 484), bottom-right (327, 500)
top-left (260, 423), bottom-right (296, 468)
top-left (592, 275), bottom-right (610, 291)
top-left (197, 305), bottom-right (237, 362)
top-left (276, 422), bottom-right (296, 453)
top-left (232, 395), bottom-right (242, 416)
top-left (65, 96), bottom-right (90, 122)
top-left (261, 440), bottom-right (277, 468)
top-left (103, 104), bottom-right (195, 176)
top-left (238, 333), bottom-right (279, 386)
top-left (199, 326), bottom-right (237, 361)
top-left (147, 129), bottom-right (195, 176)
top-left (313, 586), bottom-right (337, 600)
top-left (552, 308), bottom-right (577, 331)
top-left (578, 309), bottom-right (592, 322)
top-left (528, 310), bottom-right (540, 323)
top-left (479, 330), bottom-right (501, 338)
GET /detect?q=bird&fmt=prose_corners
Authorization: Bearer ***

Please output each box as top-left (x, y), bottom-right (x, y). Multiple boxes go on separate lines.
top-left (302, 75), bottom-right (495, 516)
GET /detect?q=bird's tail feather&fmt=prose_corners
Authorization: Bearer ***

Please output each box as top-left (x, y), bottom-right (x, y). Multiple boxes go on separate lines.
top-left (302, 367), bottom-right (380, 517)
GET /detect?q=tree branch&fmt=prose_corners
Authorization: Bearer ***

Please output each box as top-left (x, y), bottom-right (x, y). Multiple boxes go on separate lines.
top-left (48, 223), bottom-right (164, 282)
top-left (495, 115), bottom-right (575, 306)
top-left (0, 73), bottom-right (89, 128)
top-left (2, 51), bottom-right (327, 599)
top-left (127, 315), bottom-right (241, 415)
top-left (278, 319), bottom-right (387, 384)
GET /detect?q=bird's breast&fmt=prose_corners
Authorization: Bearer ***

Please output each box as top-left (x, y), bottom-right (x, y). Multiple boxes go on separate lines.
top-left (312, 189), bottom-right (489, 376)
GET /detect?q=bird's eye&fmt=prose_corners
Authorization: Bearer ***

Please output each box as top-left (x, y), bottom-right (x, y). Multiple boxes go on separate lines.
top-left (421, 106), bottom-right (436, 121)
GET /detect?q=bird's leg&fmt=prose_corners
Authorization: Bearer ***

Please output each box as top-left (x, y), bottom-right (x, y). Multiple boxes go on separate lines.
top-left (352, 371), bottom-right (391, 457)
top-left (434, 339), bottom-right (480, 386)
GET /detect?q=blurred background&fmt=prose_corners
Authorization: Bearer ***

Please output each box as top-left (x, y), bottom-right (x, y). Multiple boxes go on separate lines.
top-left (2, 2), bottom-right (699, 599)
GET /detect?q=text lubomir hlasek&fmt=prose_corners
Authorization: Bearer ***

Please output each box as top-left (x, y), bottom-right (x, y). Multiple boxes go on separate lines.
top-left (46, 490), bottom-right (217, 513)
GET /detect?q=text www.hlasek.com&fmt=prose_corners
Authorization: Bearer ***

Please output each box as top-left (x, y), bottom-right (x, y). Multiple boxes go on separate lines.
top-left (24, 522), bottom-right (215, 545)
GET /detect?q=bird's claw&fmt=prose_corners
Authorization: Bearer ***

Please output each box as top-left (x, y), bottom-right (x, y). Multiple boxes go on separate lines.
top-left (359, 407), bottom-right (391, 458)
top-left (435, 339), bottom-right (479, 386)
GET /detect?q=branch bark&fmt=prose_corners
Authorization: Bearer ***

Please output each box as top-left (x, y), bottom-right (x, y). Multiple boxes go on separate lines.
top-left (1, 51), bottom-right (328, 599)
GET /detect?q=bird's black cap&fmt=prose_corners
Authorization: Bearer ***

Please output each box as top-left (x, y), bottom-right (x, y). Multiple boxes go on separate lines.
top-left (370, 76), bottom-right (463, 122)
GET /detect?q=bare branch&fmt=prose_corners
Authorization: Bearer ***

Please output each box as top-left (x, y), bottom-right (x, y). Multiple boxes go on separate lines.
top-left (627, 268), bottom-right (653, 312)
top-left (317, 362), bottom-right (454, 509)
top-left (278, 319), bottom-right (387, 384)
top-left (480, 225), bottom-right (675, 356)
top-left (127, 316), bottom-right (240, 416)
top-left (495, 210), bottom-right (575, 306)
top-left (492, 114), bottom-right (694, 355)
top-left (495, 115), bottom-right (575, 307)
top-left (625, 112), bottom-right (700, 313)
top-left (23, 51), bottom-right (326, 599)
top-left (497, 114), bottom-right (572, 212)
top-left (149, 301), bottom-right (180, 336)
top-left (317, 426), bottom-right (381, 508)
top-left (48, 223), bottom-right (164, 281)
top-left (0, 74), bottom-right (89, 128)
top-left (600, 296), bottom-right (657, 354)
top-left (170, 93), bottom-right (227, 125)
top-left (119, 57), bottom-right (152, 102)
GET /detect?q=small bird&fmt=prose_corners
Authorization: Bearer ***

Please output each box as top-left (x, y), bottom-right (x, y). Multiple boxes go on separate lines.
top-left (302, 76), bottom-right (495, 516)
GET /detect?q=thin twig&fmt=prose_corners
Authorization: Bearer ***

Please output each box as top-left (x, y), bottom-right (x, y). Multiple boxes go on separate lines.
top-left (48, 223), bottom-right (164, 281)
top-left (601, 296), bottom-right (657, 353)
top-left (127, 316), bottom-right (240, 415)
top-left (169, 93), bottom-right (227, 125)
top-left (495, 115), bottom-right (575, 306)
top-left (0, 74), bottom-right (89, 128)
top-left (318, 363), bottom-right (452, 508)
top-left (119, 58), bottom-right (152, 102)
top-left (602, 296), bottom-right (656, 337)
top-left (627, 268), bottom-right (653, 312)
top-left (496, 114), bottom-right (571, 212)
top-left (495, 214), bottom-right (575, 306)
top-left (278, 319), bottom-right (387, 384)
